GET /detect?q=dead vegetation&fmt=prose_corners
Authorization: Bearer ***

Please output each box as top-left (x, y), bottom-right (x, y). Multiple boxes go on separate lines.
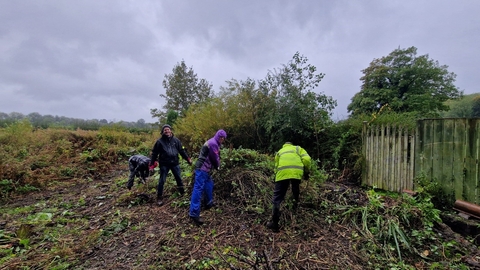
top-left (1, 164), bottom-right (363, 269)
top-left (1, 159), bottom-right (480, 269)
top-left (1, 126), bottom-right (480, 269)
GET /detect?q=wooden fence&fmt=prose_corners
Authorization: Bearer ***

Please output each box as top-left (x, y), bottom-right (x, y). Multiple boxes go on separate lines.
top-left (362, 122), bottom-right (415, 192)
top-left (362, 119), bottom-right (480, 204)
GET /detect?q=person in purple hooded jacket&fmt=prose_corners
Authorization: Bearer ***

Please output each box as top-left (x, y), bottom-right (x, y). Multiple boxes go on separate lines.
top-left (189, 129), bottom-right (227, 225)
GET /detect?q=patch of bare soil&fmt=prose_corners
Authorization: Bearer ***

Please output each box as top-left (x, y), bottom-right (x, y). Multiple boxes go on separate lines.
top-left (2, 166), bottom-right (480, 269)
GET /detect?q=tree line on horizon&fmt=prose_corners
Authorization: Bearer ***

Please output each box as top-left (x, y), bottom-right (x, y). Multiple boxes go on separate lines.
top-left (0, 111), bottom-right (154, 131)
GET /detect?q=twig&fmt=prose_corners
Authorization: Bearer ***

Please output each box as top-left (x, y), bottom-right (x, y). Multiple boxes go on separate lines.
top-left (189, 238), bottom-right (207, 255)
top-left (228, 252), bottom-right (257, 269)
top-left (263, 249), bottom-right (274, 270)
top-left (215, 249), bottom-right (238, 270)
top-left (213, 230), bottom-right (227, 238)
top-left (295, 244), bottom-right (301, 259)
top-left (315, 236), bottom-right (324, 245)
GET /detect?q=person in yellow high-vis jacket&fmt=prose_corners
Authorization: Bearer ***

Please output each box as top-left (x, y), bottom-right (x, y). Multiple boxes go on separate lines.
top-left (267, 142), bottom-right (311, 232)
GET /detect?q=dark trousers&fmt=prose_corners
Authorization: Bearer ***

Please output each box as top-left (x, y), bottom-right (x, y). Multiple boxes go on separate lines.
top-left (157, 165), bottom-right (184, 199)
top-left (127, 163), bottom-right (148, 189)
top-left (271, 179), bottom-right (300, 224)
top-left (272, 179), bottom-right (300, 206)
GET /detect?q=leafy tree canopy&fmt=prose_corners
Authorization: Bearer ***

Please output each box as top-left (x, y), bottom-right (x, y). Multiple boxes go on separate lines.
top-left (348, 46), bottom-right (462, 117)
top-left (217, 78), bottom-right (265, 149)
top-left (173, 78), bottom-right (264, 151)
top-left (258, 52), bottom-right (336, 150)
top-left (173, 97), bottom-right (230, 151)
top-left (151, 60), bottom-right (213, 124)
top-left (173, 53), bottom-right (337, 155)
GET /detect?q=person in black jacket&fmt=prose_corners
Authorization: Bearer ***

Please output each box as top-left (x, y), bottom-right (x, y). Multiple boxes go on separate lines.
top-left (127, 154), bottom-right (158, 190)
top-left (150, 124), bottom-right (192, 206)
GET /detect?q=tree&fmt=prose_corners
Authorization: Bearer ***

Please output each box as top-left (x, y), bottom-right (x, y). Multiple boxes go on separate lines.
top-left (348, 46), bottom-right (462, 117)
top-left (173, 78), bottom-right (263, 151)
top-left (172, 53), bottom-right (336, 155)
top-left (153, 60), bottom-right (213, 120)
top-left (173, 97), bottom-right (230, 151)
top-left (217, 78), bottom-right (265, 149)
top-left (27, 112), bottom-right (42, 125)
top-left (258, 52), bottom-right (336, 151)
top-left (9, 112), bottom-right (25, 120)
top-left (165, 110), bottom-right (179, 126)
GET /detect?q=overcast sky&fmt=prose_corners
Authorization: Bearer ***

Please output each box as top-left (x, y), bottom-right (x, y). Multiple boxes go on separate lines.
top-left (1, 1), bottom-right (479, 123)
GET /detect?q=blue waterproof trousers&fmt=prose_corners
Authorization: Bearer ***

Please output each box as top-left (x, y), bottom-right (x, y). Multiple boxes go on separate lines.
top-left (189, 170), bottom-right (214, 218)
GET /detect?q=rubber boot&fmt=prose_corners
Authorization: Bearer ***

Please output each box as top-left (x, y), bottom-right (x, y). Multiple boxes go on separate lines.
top-left (190, 216), bottom-right (204, 225)
top-left (293, 200), bottom-right (298, 213)
top-left (205, 201), bottom-right (216, 210)
top-left (266, 204), bottom-right (280, 232)
top-left (293, 189), bottom-right (300, 212)
top-left (156, 195), bottom-right (163, 206)
top-left (178, 186), bottom-right (185, 196)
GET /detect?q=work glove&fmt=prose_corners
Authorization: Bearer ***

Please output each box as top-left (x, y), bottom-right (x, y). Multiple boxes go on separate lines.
top-left (187, 158), bottom-right (192, 166)
top-left (149, 161), bottom-right (159, 171)
top-left (304, 171), bottom-right (310, 181)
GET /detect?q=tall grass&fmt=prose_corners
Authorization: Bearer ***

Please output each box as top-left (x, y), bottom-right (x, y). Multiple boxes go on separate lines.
top-left (0, 120), bottom-right (157, 199)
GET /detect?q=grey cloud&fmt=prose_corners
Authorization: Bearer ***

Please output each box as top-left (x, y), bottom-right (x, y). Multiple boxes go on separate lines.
top-left (0, 0), bottom-right (479, 122)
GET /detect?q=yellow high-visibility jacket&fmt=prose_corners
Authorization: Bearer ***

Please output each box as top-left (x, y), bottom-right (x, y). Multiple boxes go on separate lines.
top-left (274, 143), bottom-right (311, 182)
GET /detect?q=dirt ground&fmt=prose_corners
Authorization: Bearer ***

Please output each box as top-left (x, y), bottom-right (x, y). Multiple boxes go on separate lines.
top-left (2, 166), bottom-right (480, 269)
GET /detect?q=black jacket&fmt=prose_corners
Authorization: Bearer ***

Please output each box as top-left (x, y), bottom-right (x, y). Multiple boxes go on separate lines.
top-left (150, 134), bottom-right (189, 167)
top-left (129, 155), bottom-right (151, 176)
